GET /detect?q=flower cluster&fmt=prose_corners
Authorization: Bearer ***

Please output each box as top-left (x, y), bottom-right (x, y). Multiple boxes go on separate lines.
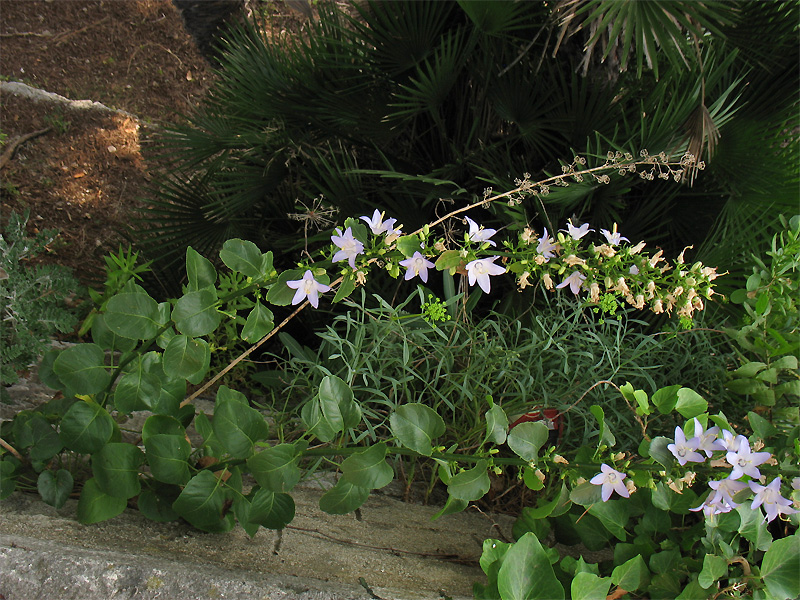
top-left (666, 419), bottom-right (798, 522)
top-left (284, 208), bottom-right (719, 322)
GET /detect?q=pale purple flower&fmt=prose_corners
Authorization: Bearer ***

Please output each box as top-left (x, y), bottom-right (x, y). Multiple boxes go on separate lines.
top-left (667, 426), bottom-right (705, 466)
top-left (286, 270), bottom-right (330, 308)
top-left (600, 227), bottom-right (629, 246)
top-left (399, 251), bottom-right (435, 283)
top-left (717, 430), bottom-right (743, 453)
top-left (708, 478), bottom-right (748, 507)
top-left (465, 257), bottom-right (505, 294)
top-left (536, 228), bottom-right (557, 261)
top-left (360, 209), bottom-right (400, 236)
top-left (566, 220), bottom-right (594, 240)
top-left (331, 227), bottom-right (365, 268)
top-left (690, 496), bottom-right (734, 518)
top-left (590, 464), bottom-right (630, 502)
top-left (689, 418), bottom-right (723, 457)
top-left (726, 438), bottom-right (771, 480)
top-left (629, 265), bottom-right (639, 275)
top-left (556, 271), bottom-right (586, 295)
top-left (793, 477), bottom-right (800, 491)
top-left (465, 216), bottom-right (497, 247)
top-left (750, 477), bottom-right (798, 523)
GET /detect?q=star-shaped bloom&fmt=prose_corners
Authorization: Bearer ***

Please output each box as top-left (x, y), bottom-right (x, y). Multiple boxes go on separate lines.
top-left (360, 209), bottom-right (401, 236)
top-left (708, 477), bottom-right (748, 507)
top-left (750, 477), bottom-right (798, 523)
top-left (285, 270), bottom-right (330, 308)
top-left (399, 251), bottom-right (435, 283)
top-left (726, 438), bottom-right (771, 480)
top-left (331, 227), bottom-right (365, 268)
top-left (465, 216), bottom-right (497, 247)
top-left (466, 257), bottom-right (505, 294)
top-left (556, 270), bottom-right (586, 295)
top-left (690, 496), bottom-right (734, 518)
top-left (689, 418), bottom-right (724, 457)
top-left (667, 425), bottom-right (705, 466)
top-left (590, 464), bottom-right (630, 502)
top-left (566, 220), bottom-right (594, 240)
top-left (600, 226), bottom-right (629, 246)
top-left (536, 228), bottom-right (557, 261)
top-left (717, 429), bottom-right (743, 453)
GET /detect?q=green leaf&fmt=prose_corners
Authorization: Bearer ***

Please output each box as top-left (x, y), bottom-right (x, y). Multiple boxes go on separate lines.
top-left (172, 470), bottom-right (235, 532)
top-left (186, 246), bottom-right (216, 291)
top-left (647, 436), bottom-right (675, 470)
top-left (732, 361), bottom-right (767, 378)
top-left (332, 273), bottom-right (356, 303)
top-left (91, 313), bottom-right (137, 353)
top-left (698, 554), bottom-right (728, 589)
top-left (92, 442), bottom-right (144, 499)
top-left (59, 401), bottom-right (115, 454)
top-left (396, 234), bottom-right (423, 257)
top-left (571, 572), bottom-right (612, 600)
top-left (141, 415), bottom-right (185, 443)
top-left (27, 414), bottom-right (63, 462)
top-left (389, 403), bottom-right (446, 456)
top-left (300, 399), bottom-right (337, 443)
top-left (727, 378), bottom-right (769, 395)
top-left (497, 533), bottom-right (564, 600)
top-left (761, 533), bottom-right (800, 600)
top-left (435, 249), bottom-right (463, 271)
top-left (651, 483), bottom-right (698, 514)
top-left (265, 269), bottom-right (305, 306)
top-left (105, 292), bottom-right (161, 339)
top-left (241, 301), bottom-right (274, 343)
top-left (1, 460), bottom-right (18, 499)
top-left (137, 488), bottom-right (179, 522)
top-left (247, 489), bottom-right (295, 529)
top-left (172, 289), bottom-right (221, 337)
top-left (145, 434), bottom-right (192, 485)
top-left (219, 239), bottom-right (265, 278)
top-left (431, 495), bottom-right (468, 520)
top-left (507, 421), bottom-right (549, 461)
top-left (772, 355), bottom-right (798, 370)
top-left (318, 375), bottom-right (361, 432)
top-left (652, 385), bottom-right (681, 414)
top-left (77, 477), bottom-right (127, 524)
top-left (485, 403), bottom-right (508, 445)
top-left (447, 460), bottom-right (490, 501)
top-left (247, 443), bottom-right (303, 492)
top-left (675, 388), bottom-right (708, 418)
top-left (163, 335), bottom-right (209, 380)
top-left (590, 405), bottom-right (616, 447)
top-left (114, 370), bottom-right (161, 414)
top-left (53, 344), bottom-right (109, 395)
top-left (212, 389), bottom-right (269, 459)
top-left (318, 478), bottom-right (370, 515)
top-left (611, 554), bottom-right (650, 592)
top-left (748, 411), bottom-right (778, 440)
top-left (620, 382), bottom-right (650, 416)
top-left (588, 499), bottom-right (630, 541)
top-left (341, 443), bottom-right (393, 490)
top-left (37, 469), bottom-right (73, 509)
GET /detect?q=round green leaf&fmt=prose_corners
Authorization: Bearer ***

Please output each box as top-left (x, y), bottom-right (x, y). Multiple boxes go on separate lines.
top-left (1, 460), bottom-right (18, 499)
top-left (241, 301), bottom-right (274, 343)
top-left (53, 344), bottom-right (109, 395)
top-left (141, 415), bottom-right (185, 443)
top-left (247, 443), bottom-right (303, 492)
top-left (77, 477), bottom-right (127, 525)
top-left (447, 460), bottom-right (491, 502)
top-left (319, 375), bottom-right (361, 432)
top-left (145, 434), bottom-right (192, 485)
top-left (318, 478), bottom-right (370, 515)
top-left (507, 421), bottom-right (549, 462)
top-left (389, 403), bottom-right (445, 456)
top-left (219, 239), bottom-right (265, 278)
top-left (341, 443), bottom-right (393, 490)
top-left (172, 470), bottom-right (235, 532)
top-left (212, 397), bottom-right (269, 459)
top-left (172, 289), bottom-right (221, 337)
top-left (137, 488), bottom-right (179, 522)
top-left (247, 489), bottom-right (295, 529)
top-left (675, 388), bottom-right (707, 419)
top-left (105, 292), bottom-right (161, 340)
top-left (761, 534), bottom-right (800, 600)
top-left (91, 313), bottom-right (137, 353)
top-left (27, 414), bottom-right (63, 462)
top-left (92, 442), bottom-right (144, 499)
top-left (37, 469), bottom-right (73, 509)
top-left (59, 401), bottom-right (115, 454)
top-left (498, 533), bottom-right (564, 600)
top-left (114, 370), bottom-right (162, 414)
top-left (163, 335), bottom-right (208, 380)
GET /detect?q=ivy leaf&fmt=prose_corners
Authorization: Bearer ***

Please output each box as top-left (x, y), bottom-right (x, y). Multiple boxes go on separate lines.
top-left (318, 478), bottom-right (370, 515)
top-left (53, 344), bottom-right (109, 395)
top-left (172, 289), bottom-right (221, 337)
top-left (571, 572), bottom-right (612, 600)
top-left (698, 554), bottom-right (728, 589)
top-left (761, 533), bottom-right (800, 600)
top-left (447, 460), bottom-right (490, 501)
top-left (59, 401), bottom-right (115, 455)
top-left (507, 421), bottom-right (549, 461)
top-left (247, 443), bottom-right (303, 492)
top-left (497, 533), bottom-right (564, 600)
top-left (611, 554), bottom-right (650, 592)
top-left (77, 477), bottom-right (127, 525)
top-left (389, 403), bottom-right (446, 456)
top-left (341, 443), bottom-right (394, 490)
top-left (92, 442), bottom-right (144, 499)
top-left (37, 469), bottom-right (73, 509)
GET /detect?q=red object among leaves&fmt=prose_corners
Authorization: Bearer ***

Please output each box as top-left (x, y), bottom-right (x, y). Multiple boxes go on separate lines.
top-left (509, 408), bottom-right (564, 446)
